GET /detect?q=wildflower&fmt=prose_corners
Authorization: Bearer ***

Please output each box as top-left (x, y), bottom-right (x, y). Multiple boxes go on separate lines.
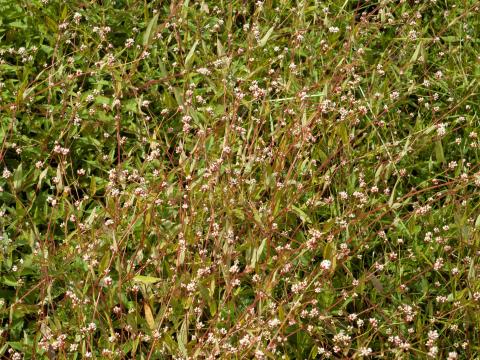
top-left (197, 67), bottom-right (211, 75)
top-left (229, 261), bottom-right (240, 274)
top-left (448, 352), bottom-right (458, 360)
top-left (320, 259), bottom-right (332, 270)
top-left (73, 12), bottom-right (82, 24)
top-left (268, 318), bottom-right (281, 328)
top-left (254, 350), bottom-right (265, 359)
top-left (390, 91), bottom-right (400, 100)
top-left (11, 352), bottom-right (22, 360)
top-left (434, 70), bottom-right (443, 79)
top-left (408, 29), bottom-right (417, 40)
top-left (125, 38), bottom-right (135, 48)
top-left (2, 168), bottom-right (12, 179)
top-left (87, 322), bottom-right (96, 332)
top-left (102, 276), bottom-right (113, 286)
top-left (359, 347), bottom-right (372, 356)
top-left (436, 123), bottom-right (447, 137)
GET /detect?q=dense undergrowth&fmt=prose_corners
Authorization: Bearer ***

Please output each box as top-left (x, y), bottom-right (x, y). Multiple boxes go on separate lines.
top-left (1, 0), bottom-right (480, 358)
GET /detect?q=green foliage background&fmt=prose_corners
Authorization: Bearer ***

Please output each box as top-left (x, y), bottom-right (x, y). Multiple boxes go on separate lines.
top-left (0, 0), bottom-right (480, 358)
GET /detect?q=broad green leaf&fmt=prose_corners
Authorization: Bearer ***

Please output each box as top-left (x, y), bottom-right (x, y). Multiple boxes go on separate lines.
top-left (292, 205), bottom-right (312, 223)
top-left (435, 140), bottom-right (445, 164)
top-left (185, 39), bottom-right (199, 70)
top-left (13, 163), bottom-right (22, 191)
top-left (177, 316), bottom-right (188, 356)
top-left (90, 176), bottom-right (96, 196)
top-left (143, 14), bottom-right (159, 46)
top-left (258, 26), bottom-right (274, 47)
top-left (144, 302), bottom-right (155, 330)
top-left (133, 275), bottom-right (161, 284)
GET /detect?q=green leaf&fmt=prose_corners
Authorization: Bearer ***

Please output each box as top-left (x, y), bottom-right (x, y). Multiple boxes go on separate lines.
top-left (144, 301), bottom-right (155, 330)
top-left (323, 242), bottom-right (337, 271)
top-left (185, 39), bottom-right (199, 70)
top-left (177, 316), bottom-right (188, 356)
top-left (435, 140), bottom-right (445, 164)
top-left (2, 276), bottom-right (18, 287)
top-left (388, 178), bottom-right (400, 208)
top-left (55, 166), bottom-right (63, 192)
top-left (90, 176), bottom-right (96, 196)
top-left (258, 26), bottom-right (274, 47)
top-left (369, 274), bottom-right (384, 294)
top-left (292, 205), bottom-right (312, 223)
top-left (216, 38), bottom-right (224, 56)
top-left (133, 275), bottom-right (161, 284)
top-left (9, 21), bottom-right (27, 29)
top-left (13, 163), bottom-right (22, 191)
top-left (250, 238), bottom-right (267, 268)
top-left (143, 14), bottom-right (159, 46)
top-left (410, 41), bottom-right (422, 63)
top-left (475, 214), bottom-right (480, 229)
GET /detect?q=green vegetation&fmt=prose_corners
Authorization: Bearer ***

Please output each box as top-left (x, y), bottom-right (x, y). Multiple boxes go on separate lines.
top-left (1, 0), bottom-right (480, 358)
